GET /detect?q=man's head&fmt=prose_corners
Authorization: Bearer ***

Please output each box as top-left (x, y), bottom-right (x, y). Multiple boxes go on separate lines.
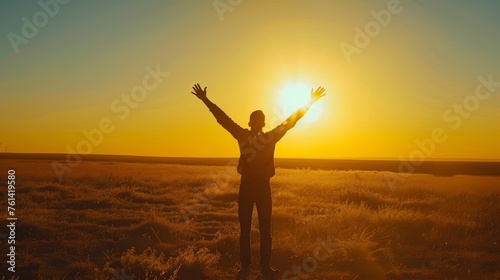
top-left (249, 110), bottom-right (265, 131)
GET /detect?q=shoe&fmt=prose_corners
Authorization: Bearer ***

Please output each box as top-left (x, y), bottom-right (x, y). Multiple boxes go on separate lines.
top-left (261, 266), bottom-right (280, 279)
top-left (237, 265), bottom-right (250, 279)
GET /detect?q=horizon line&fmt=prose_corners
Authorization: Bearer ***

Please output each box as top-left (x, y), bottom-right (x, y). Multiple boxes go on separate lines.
top-left (1, 152), bottom-right (500, 163)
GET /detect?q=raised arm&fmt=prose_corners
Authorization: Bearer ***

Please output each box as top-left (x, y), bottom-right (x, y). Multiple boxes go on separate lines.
top-left (281, 86), bottom-right (326, 130)
top-left (191, 83), bottom-right (245, 139)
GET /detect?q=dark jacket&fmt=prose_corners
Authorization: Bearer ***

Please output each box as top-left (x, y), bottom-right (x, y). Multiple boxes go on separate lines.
top-left (206, 102), bottom-right (304, 178)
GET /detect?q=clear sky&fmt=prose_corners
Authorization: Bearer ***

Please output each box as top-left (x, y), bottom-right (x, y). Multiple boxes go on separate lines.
top-left (1, 0), bottom-right (499, 160)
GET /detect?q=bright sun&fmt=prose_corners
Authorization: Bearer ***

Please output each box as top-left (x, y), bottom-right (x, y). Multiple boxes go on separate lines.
top-left (278, 82), bottom-right (322, 123)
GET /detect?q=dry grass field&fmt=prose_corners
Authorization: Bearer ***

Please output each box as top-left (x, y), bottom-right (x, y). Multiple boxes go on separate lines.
top-left (0, 158), bottom-right (499, 279)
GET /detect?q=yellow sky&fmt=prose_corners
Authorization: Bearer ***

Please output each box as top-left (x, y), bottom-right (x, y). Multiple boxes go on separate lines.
top-left (1, 1), bottom-right (500, 160)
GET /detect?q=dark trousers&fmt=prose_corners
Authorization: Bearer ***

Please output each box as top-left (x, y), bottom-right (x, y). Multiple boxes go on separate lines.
top-left (238, 175), bottom-right (272, 267)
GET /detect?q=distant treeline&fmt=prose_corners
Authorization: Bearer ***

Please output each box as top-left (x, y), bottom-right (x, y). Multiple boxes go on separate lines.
top-left (1, 153), bottom-right (500, 177)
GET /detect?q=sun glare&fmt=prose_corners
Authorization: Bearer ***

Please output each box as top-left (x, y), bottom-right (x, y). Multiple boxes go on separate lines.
top-left (278, 82), bottom-right (322, 123)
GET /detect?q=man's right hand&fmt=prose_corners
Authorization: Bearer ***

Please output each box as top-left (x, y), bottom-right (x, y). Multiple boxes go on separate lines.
top-left (310, 86), bottom-right (326, 104)
top-left (191, 83), bottom-right (207, 100)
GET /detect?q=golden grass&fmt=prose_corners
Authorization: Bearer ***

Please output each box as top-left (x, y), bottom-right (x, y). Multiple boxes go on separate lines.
top-left (0, 159), bottom-right (499, 279)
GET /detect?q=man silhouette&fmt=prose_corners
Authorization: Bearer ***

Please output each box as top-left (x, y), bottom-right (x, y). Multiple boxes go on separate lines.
top-left (191, 83), bottom-right (325, 279)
